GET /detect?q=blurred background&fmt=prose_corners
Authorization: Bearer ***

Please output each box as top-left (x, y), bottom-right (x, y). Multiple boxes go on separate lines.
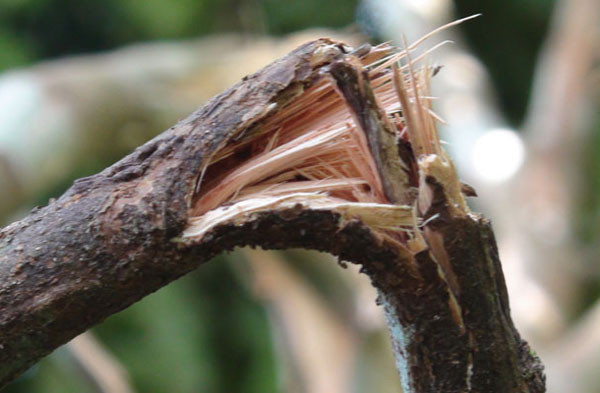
top-left (0, 0), bottom-right (598, 392)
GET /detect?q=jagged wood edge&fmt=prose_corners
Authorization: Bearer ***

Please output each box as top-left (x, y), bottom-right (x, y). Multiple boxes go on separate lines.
top-left (0, 39), bottom-right (544, 392)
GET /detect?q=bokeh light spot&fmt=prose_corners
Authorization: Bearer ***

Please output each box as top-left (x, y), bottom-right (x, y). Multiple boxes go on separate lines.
top-left (471, 128), bottom-right (525, 183)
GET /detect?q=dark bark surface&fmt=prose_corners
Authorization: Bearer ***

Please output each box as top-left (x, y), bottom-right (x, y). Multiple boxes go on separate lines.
top-left (0, 39), bottom-right (544, 392)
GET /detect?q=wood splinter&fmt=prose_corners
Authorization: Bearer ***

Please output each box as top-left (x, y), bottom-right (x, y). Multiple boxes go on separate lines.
top-left (0, 21), bottom-right (544, 392)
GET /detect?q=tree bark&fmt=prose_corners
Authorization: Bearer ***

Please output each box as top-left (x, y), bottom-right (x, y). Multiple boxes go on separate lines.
top-left (0, 39), bottom-right (544, 391)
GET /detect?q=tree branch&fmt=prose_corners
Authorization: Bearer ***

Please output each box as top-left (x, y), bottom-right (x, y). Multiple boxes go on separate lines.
top-left (0, 38), bottom-right (544, 391)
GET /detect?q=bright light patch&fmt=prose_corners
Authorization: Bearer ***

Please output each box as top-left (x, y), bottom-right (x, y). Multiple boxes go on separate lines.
top-left (471, 128), bottom-right (525, 183)
top-left (0, 73), bottom-right (40, 148)
top-left (404, 0), bottom-right (449, 18)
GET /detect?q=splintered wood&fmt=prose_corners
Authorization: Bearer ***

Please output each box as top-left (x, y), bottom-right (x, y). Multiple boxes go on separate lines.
top-left (184, 35), bottom-right (454, 241)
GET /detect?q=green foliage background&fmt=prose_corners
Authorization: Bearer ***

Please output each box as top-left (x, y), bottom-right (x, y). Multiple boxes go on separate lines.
top-left (0, 0), bottom-right (358, 71)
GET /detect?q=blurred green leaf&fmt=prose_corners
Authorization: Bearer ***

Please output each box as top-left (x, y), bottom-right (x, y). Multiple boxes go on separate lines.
top-left (0, 28), bottom-right (34, 72)
top-left (262, 0), bottom-right (358, 34)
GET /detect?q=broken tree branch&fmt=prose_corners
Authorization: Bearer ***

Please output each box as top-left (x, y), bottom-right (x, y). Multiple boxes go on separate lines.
top-left (0, 36), bottom-right (544, 392)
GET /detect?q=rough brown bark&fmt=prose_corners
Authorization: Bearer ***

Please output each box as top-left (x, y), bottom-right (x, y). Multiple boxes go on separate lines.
top-left (0, 39), bottom-right (544, 391)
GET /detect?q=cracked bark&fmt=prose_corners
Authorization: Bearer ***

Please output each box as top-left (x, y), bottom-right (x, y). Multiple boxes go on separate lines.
top-left (0, 39), bottom-right (544, 392)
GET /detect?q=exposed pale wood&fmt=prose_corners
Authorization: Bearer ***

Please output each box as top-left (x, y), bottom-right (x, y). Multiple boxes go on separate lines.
top-left (0, 38), bottom-right (544, 392)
